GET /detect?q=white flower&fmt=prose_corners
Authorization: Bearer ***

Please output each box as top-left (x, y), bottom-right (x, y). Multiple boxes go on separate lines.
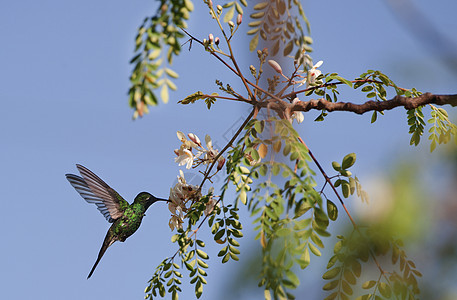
top-left (291, 111), bottom-right (304, 124)
top-left (169, 215), bottom-right (183, 231)
top-left (308, 60), bottom-right (323, 85)
top-left (295, 77), bottom-right (307, 87)
top-left (175, 148), bottom-right (194, 169)
top-left (204, 187), bottom-right (218, 216)
top-left (177, 169), bottom-right (186, 185)
top-left (205, 134), bottom-right (212, 149)
top-left (203, 134), bottom-right (219, 163)
top-left (205, 198), bottom-right (217, 216)
top-left (168, 192), bottom-right (184, 215)
top-left (177, 131), bottom-right (198, 149)
top-left (167, 170), bottom-right (202, 231)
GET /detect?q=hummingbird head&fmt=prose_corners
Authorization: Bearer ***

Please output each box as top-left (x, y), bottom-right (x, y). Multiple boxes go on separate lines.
top-left (135, 192), bottom-right (169, 210)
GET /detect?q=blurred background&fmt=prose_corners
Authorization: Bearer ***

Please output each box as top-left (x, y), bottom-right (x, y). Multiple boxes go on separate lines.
top-left (1, 0), bottom-right (456, 299)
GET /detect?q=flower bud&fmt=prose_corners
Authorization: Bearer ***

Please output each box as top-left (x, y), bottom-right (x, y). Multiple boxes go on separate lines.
top-left (188, 133), bottom-right (201, 146)
top-left (215, 37), bottom-right (220, 46)
top-left (228, 21), bottom-right (234, 28)
top-left (236, 14), bottom-right (242, 25)
top-left (217, 157), bottom-right (226, 171)
top-left (217, 5), bottom-right (222, 12)
top-left (268, 60), bottom-right (283, 74)
top-left (208, 0), bottom-right (213, 7)
top-left (208, 33), bottom-right (214, 44)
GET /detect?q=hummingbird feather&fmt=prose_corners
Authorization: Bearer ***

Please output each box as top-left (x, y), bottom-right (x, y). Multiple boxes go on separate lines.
top-left (69, 164), bottom-right (129, 220)
top-left (66, 173), bottom-right (116, 222)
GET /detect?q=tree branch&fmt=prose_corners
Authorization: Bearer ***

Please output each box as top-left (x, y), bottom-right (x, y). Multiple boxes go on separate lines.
top-left (258, 93), bottom-right (457, 115)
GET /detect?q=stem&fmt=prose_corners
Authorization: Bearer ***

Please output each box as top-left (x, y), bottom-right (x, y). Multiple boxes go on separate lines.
top-left (180, 28), bottom-right (285, 104)
top-left (297, 136), bottom-right (357, 228)
top-left (198, 107), bottom-right (256, 191)
top-left (297, 137), bottom-right (393, 285)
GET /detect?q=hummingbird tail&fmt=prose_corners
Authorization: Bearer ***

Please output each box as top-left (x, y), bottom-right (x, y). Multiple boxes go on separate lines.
top-left (87, 254), bottom-right (103, 279)
top-left (87, 231), bottom-right (115, 279)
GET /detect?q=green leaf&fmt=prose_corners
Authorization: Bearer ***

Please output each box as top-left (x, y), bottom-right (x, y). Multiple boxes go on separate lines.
top-left (366, 92), bottom-right (376, 98)
top-left (196, 249), bottom-right (208, 259)
top-left (253, 2), bottom-right (268, 10)
top-left (230, 252), bottom-right (239, 261)
top-left (324, 292), bottom-right (337, 300)
top-left (341, 153), bottom-right (356, 169)
top-left (222, 253), bottom-right (230, 263)
top-left (272, 163), bottom-right (280, 176)
top-left (344, 270), bottom-right (356, 285)
top-left (160, 85), bottom-right (169, 104)
top-left (239, 189), bottom-right (247, 205)
top-left (362, 280), bottom-right (376, 289)
top-left (311, 232), bottom-right (324, 248)
top-left (214, 229), bottom-right (225, 240)
top-left (285, 270), bottom-right (300, 287)
top-left (339, 170), bottom-right (352, 177)
top-left (334, 75), bottom-right (352, 87)
top-left (371, 111), bottom-right (377, 123)
top-left (378, 282), bottom-right (392, 298)
top-left (361, 86), bottom-right (373, 92)
top-left (309, 243), bottom-right (322, 256)
top-left (322, 267), bottom-right (341, 280)
top-left (331, 161), bottom-right (341, 171)
top-left (264, 289), bottom-right (272, 300)
top-left (299, 248), bottom-right (310, 269)
top-left (195, 280), bottom-right (203, 298)
top-left (259, 164), bottom-right (268, 176)
top-left (342, 280), bottom-right (353, 295)
top-left (165, 68), bottom-right (179, 78)
top-left (326, 255), bottom-right (338, 269)
top-left (218, 246), bottom-right (228, 257)
top-left (276, 227), bottom-right (292, 237)
top-left (283, 40), bottom-right (294, 56)
top-left (249, 33), bottom-right (259, 52)
top-left (327, 200), bottom-right (338, 221)
top-left (250, 148), bottom-right (260, 161)
top-left (224, 5), bottom-right (235, 22)
top-left (342, 183), bottom-right (350, 198)
top-left (322, 280), bottom-right (339, 291)
top-left (197, 259), bottom-right (208, 268)
top-left (180, 91), bottom-right (204, 104)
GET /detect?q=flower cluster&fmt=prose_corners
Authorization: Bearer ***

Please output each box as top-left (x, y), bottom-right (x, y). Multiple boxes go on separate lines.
top-left (168, 131), bottom-right (224, 231)
top-left (168, 170), bottom-right (201, 231)
top-left (267, 52), bottom-right (323, 124)
top-left (268, 54), bottom-right (324, 88)
top-left (174, 131), bottom-right (225, 170)
top-left (291, 97), bottom-right (305, 124)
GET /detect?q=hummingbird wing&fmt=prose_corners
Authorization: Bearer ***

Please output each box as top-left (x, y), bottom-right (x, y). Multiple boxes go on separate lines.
top-left (66, 164), bottom-right (129, 222)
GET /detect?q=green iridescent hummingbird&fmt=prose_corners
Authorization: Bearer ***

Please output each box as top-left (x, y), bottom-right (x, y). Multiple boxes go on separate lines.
top-left (66, 164), bottom-right (169, 279)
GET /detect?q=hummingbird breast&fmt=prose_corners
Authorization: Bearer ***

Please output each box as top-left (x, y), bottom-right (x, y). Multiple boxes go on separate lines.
top-left (113, 206), bottom-right (145, 242)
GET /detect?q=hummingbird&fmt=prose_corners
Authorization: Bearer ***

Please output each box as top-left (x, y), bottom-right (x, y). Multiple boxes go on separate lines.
top-left (66, 164), bottom-right (169, 279)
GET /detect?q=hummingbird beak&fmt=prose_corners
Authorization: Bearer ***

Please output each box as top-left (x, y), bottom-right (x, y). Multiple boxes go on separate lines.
top-left (146, 196), bottom-right (170, 209)
top-left (153, 196), bottom-right (171, 203)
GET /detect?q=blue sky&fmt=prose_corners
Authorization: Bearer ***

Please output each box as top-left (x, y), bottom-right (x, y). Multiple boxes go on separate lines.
top-left (1, 0), bottom-right (457, 299)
